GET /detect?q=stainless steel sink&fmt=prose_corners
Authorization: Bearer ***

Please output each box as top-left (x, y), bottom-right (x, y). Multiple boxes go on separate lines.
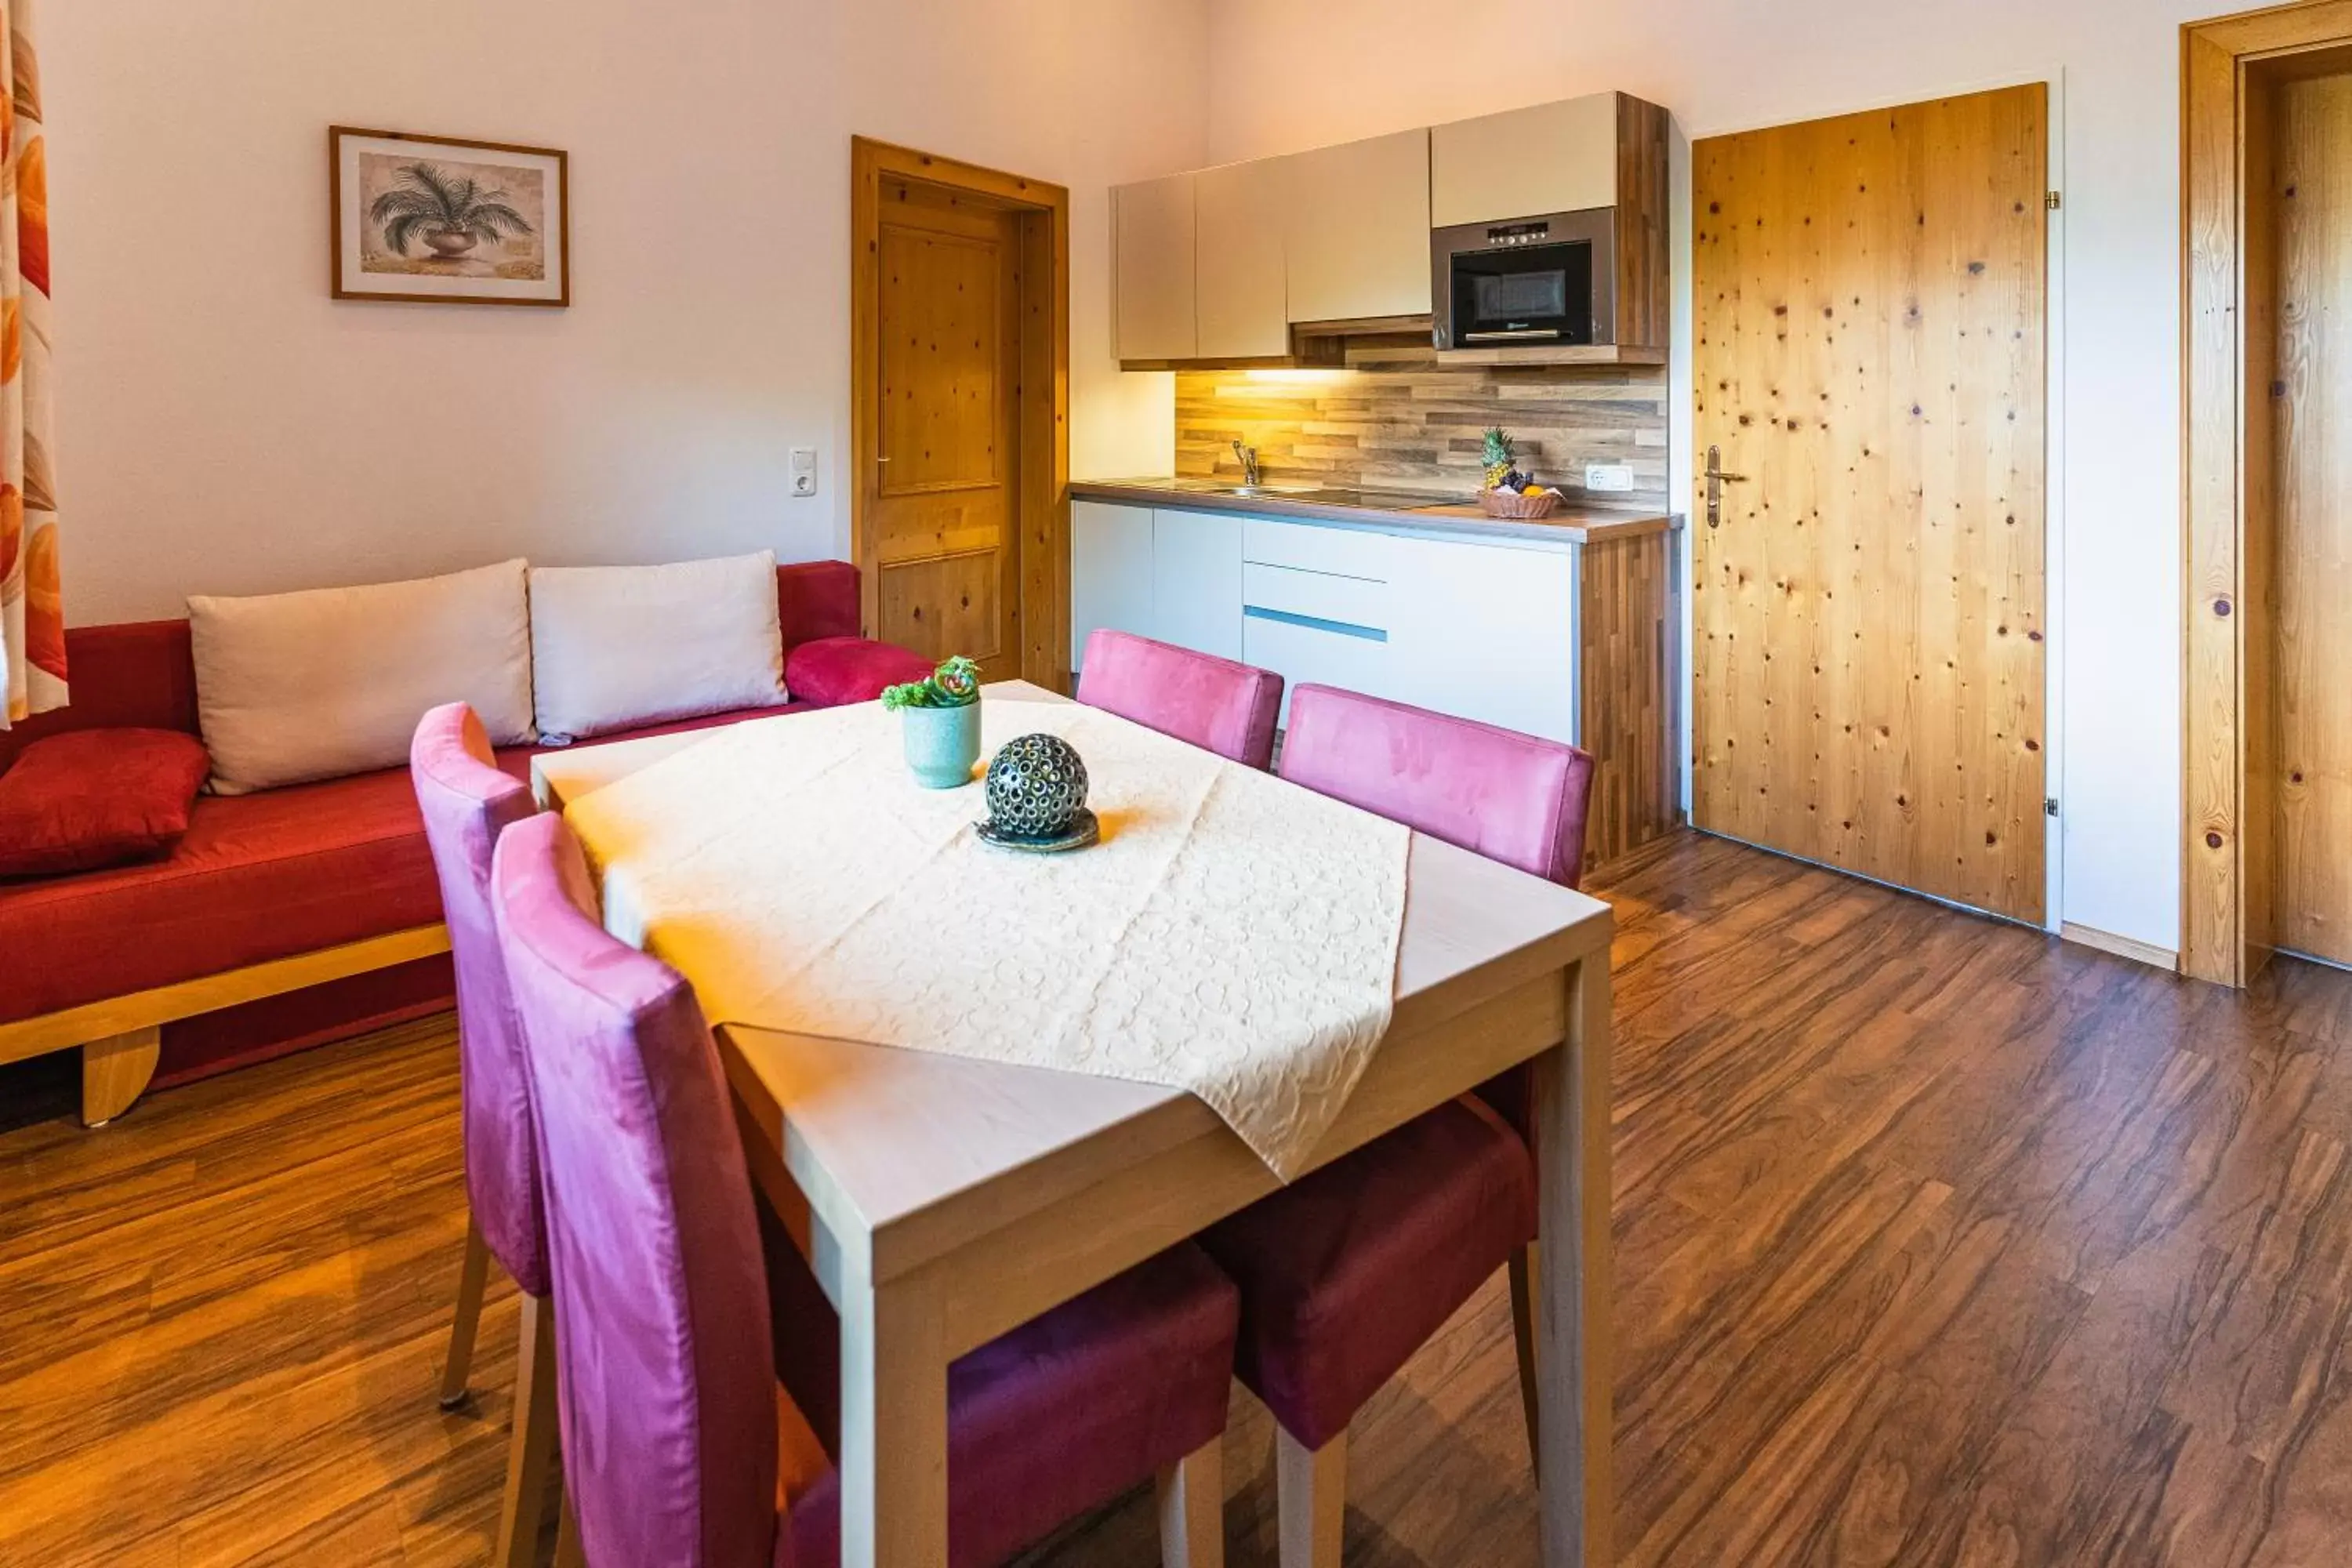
top-left (1138, 477), bottom-right (1467, 510)
top-left (1161, 477), bottom-right (1330, 499)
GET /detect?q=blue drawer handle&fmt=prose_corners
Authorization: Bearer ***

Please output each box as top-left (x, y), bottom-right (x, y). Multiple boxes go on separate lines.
top-left (1243, 605), bottom-right (1389, 643)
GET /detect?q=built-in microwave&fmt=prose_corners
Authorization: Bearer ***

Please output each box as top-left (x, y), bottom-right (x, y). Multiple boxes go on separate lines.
top-left (1432, 209), bottom-right (1617, 350)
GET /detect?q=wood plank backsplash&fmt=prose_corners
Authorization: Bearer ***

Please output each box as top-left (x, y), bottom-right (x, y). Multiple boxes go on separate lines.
top-left (1174, 345), bottom-right (1670, 509)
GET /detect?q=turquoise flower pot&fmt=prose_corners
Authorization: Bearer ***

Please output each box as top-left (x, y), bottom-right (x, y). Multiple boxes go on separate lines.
top-left (902, 700), bottom-right (981, 789)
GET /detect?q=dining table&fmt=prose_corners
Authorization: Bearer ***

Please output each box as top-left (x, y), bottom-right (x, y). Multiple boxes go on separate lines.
top-left (531, 678), bottom-right (1615, 1568)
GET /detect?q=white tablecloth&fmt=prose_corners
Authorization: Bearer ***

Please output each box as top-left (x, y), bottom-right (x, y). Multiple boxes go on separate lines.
top-left (562, 698), bottom-right (1410, 1178)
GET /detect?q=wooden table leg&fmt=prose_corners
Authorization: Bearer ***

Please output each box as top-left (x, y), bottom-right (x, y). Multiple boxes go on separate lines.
top-left (1533, 952), bottom-right (1612, 1566)
top-left (837, 1258), bottom-right (949, 1568)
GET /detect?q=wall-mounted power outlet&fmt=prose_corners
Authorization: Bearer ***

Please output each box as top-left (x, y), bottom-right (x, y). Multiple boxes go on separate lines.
top-left (1584, 463), bottom-right (1636, 494)
top-left (789, 446), bottom-right (818, 498)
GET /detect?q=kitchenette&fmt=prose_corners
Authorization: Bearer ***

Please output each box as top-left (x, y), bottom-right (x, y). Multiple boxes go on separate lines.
top-left (1079, 90), bottom-right (1681, 869)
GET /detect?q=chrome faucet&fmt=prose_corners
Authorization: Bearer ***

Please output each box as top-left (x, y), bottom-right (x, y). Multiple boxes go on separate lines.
top-left (1232, 441), bottom-right (1261, 488)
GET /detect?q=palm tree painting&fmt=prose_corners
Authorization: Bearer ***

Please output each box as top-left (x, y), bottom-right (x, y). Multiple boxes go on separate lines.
top-left (334, 129), bottom-right (568, 306)
top-left (368, 162), bottom-right (535, 263)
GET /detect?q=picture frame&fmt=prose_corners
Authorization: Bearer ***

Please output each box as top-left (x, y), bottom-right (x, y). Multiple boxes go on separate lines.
top-left (329, 127), bottom-right (570, 307)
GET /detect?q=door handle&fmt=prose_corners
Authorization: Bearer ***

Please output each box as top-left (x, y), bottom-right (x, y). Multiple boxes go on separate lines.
top-left (1704, 445), bottom-right (1747, 529)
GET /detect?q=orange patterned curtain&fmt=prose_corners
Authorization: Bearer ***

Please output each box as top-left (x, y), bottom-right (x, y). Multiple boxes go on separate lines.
top-left (0, 0), bottom-right (57, 724)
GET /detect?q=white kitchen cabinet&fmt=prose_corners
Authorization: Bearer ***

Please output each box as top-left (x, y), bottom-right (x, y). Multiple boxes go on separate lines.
top-left (1195, 160), bottom-right (1290, 360)
top-left (1113, 173), bottom-right (1196, 361)
top-left (1151, 508), bottom-right (1243, 659)
top-left (1430, 93), bottom-right (1621, 228)
top-left (1073, 499), bottom-right (1577, 745)
top-left (1384, 532), bottom-right (1577, 743)
top-left (1071, 500), bottom-right (1157, 670)
top-left (1243, 610), bottom-right (1392, 724)
top-left (1283, 129), bottom-right (1432, 323)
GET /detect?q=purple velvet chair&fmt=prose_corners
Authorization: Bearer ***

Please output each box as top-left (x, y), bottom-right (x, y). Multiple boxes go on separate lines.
top-left (1198, 684), bottom-right (1595, 1566)
top-left (488, 809), bottom-right (1244, 1568)
top-left (1076, 628), bottom-right (1283, 770)
top-left (408, 702), bottom-right (558, 1568)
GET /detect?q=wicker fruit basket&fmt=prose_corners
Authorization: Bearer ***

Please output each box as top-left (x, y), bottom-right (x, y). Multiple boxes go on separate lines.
top-left (1478, 487), bottom-right (1562, 521)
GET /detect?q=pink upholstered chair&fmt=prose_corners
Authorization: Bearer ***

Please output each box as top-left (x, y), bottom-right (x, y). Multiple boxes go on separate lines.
top-left (488, 809), bottom-right (1243, 1568)
top-left (1198, 684), bottom-right (1595, 1565)
top-left (1076, 629), bottom-right (1283, 769)
top-left (408, 702), bottom-right (556, 1568)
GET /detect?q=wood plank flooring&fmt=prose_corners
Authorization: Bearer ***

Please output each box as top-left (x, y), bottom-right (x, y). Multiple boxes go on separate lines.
top-left (4, 829), bottom-right (2350, 1566)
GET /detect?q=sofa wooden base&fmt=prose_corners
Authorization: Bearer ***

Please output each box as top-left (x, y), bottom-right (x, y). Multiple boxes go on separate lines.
top-left (0, 924), bottom-right (452, 1127)
top-left (78, 1029), bottom-right (162, 1127)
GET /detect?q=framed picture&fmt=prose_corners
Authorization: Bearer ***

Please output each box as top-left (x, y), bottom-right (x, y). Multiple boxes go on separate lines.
top-left (330, 127), bottom-right (569, 307)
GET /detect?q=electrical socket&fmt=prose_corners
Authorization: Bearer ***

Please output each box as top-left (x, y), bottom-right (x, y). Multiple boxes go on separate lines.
top-left (1584, 463), bottom-right (1635, 494)
top-left (789, 447), bottom-right (818, 498)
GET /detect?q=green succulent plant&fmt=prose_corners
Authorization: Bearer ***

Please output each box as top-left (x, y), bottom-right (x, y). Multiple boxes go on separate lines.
top-left (881, 655), bottom-right (981, 710)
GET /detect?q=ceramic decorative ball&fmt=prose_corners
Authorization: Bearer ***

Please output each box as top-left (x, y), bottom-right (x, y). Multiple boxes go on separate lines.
top-left (984, 733), bottom-right (1089, 838)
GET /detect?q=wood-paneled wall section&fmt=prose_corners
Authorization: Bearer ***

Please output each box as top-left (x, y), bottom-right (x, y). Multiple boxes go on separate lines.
top-left (1175, 347), bottom-right (1668, 510)
top-left (1580, 531), bottom-right (1680, 868)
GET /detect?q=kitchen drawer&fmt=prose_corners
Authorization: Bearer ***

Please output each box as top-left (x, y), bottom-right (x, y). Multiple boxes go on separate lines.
top-left (1243, 608), bottom-right (1390, 723)
top-left (1242, 561), bottom-right (1390, 633)
top-left (1241, 518), bottom-right (1394, 582)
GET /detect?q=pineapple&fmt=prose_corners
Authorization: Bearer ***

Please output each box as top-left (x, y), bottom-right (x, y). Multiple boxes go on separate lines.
top-left (1481, 427), bottom-right (1517, 492)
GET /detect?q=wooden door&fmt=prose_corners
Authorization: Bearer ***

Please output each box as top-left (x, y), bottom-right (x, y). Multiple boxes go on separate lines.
top-left (2272, 67), bottom-right (2352, 964)
top-left (1692, 85), bottom-right (2048, 923)
top-left (869, 176), bottom-right (1023, 677)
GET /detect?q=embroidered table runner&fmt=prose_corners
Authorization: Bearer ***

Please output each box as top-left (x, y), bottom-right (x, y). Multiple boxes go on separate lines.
top-left (561, 698), bottom-right (1410, 1178)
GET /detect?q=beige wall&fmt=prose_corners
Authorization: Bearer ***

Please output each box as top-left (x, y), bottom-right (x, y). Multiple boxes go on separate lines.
top-left (46, 0), bottom-right (1209, 624)
top-left (1202, 0), bottom-right (2203, 953)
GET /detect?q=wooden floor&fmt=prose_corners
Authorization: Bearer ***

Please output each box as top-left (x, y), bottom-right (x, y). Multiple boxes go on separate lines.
top-left (5, 829), bottom-right (2351, 1566)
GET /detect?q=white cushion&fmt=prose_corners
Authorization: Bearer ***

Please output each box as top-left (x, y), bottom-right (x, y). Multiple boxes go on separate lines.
top-left (528, 552), bottom-right (787, 742)
top-left (190, 560), bottom-right (535, 795)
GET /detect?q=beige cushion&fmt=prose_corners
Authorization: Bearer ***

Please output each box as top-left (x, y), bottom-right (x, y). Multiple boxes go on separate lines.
top-left (189, 560), bottom-right (535, 794)
top-left (528, 553), bottom-right (787, 742)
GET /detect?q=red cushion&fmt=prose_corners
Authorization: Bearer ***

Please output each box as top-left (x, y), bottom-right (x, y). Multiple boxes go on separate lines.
top-left (785, 637), bottom-right (934, 709)
top-left (1198, 1097), bottom-right (1536, 1450)
top-left (0, 729), bottom-right (212, 878)
top-left (775, 561), bottom-right (862, 646)
top-left (0, 766), bottom-right (446, 1025)
top-left (0, 621), bottom-right (198, 775)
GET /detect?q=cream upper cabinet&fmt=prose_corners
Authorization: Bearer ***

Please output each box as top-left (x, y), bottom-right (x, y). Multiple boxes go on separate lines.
top-left (1431, 93), bottom-right (1620, 227)
top-left (1283, 129), bottom-right (1432, 323)
top-left (1195, 159), bottom-right (1290, 359)
top-left (1113, 172), bottom-right (1196, 361)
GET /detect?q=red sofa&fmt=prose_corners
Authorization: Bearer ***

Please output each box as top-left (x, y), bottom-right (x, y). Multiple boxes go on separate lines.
top-left (0, 560), bottom-right (931, 1125)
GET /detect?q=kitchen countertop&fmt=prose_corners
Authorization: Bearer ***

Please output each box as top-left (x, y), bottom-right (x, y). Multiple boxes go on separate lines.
top-left (1071, 477), bottom-right (1679, 546)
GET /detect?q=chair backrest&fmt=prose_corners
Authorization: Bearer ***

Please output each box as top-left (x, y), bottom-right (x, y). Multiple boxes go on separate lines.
top-left (409, 702), bottom-right (546, 1294)
top-left (1076, 629), bottom-right (1283, 770)
top-left (1278, 684), bottom-right (1596, 887)
top-left (491, 811), bottom-right (781, 1568)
